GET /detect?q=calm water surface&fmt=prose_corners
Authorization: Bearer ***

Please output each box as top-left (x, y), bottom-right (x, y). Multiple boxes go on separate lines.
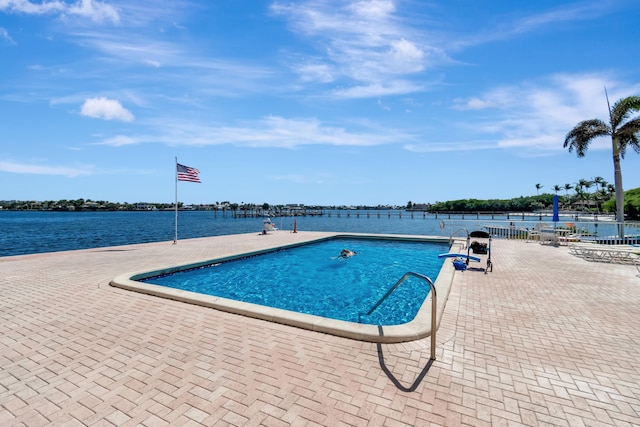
top-left (1, 210), bottom-right (448, 257)
top-left (0, 209), bottom-right (624, 257)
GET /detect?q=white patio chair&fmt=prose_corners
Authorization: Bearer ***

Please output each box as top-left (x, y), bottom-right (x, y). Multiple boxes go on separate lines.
top-left (527, 222), bottom-right (545, 242)
top-left (539, 228), bottom-right (558, 246)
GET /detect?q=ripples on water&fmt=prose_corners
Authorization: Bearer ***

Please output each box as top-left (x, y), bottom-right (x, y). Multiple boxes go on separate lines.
top-left (0, 210), bottom-right (441, 257)
top-left (0, 209), bottom-right (623, 257)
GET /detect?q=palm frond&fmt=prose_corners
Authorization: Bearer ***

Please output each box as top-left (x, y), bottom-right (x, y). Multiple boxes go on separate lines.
top-left (617, 116), bottom-right (640, 137)
top-left (610, 95), bottom-right (640, 130)
top-left (563, 119), bottom-right (610, 157)
top-left (617, 116), bottom-right (640, 158)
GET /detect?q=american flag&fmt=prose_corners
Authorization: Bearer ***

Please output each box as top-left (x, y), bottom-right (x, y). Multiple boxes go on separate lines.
top-left (177, 163), bottom-right (201, 183)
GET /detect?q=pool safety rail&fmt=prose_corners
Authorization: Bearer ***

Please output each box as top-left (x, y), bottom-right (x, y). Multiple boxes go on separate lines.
top-left (448, 228), bottom-right (468, 247)
top-left (359, 271), bottom-right (437, 360)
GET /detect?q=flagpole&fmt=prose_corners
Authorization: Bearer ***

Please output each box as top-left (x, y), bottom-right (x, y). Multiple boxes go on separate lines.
top-left (174, 156), bottom-right (178, 244)
top-left (174, 159), bottom-right (200, 245)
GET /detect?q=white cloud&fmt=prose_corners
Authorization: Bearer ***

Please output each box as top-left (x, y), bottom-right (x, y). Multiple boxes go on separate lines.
top-left (451, 73), bottom-right (640, 152)
top-left (450, 2), bottom-right (616, 50)
top-left (294, 62), bottom-right (335, 83)
top-left (271, 0), bottom-right (445, 97)
top-left (95, 135), bottom-right (138, 146)
top-left (452, 86), bottom-right (522, 111)
top-left (0, 0), bottom-right (119, 24)
top-left (399, 73), bottom-right (640, 155)
top-left (144, 59), bottom-right (161, 68)
top-left (67, 0), bottom-right (119, 24)
top-left (388, 39), bottom-right (424, 73)
top-left (0, 160), bottom-right (93, 177)
top-left (0, 0), bottom-right (66, 15)
top-left (80, 97), bottom-right (134, 122)
top-left (348, 0), bottom-right (395, 19)
top-left (332, 81), bottom-right (424, 98)
top-left (92, 115), bottom-right (409, 149)
top-left (377, 99), bottom-right (390, 111)
top-left (212, 115), bottom-right (403, 148)
top-left (453, 96), bottom-right (497, 110)
top-left (511, 2), bottom-right (611, 34)
top-left (65, 30), bottom-right (275, 96)
top-left (270, 173), bottom-right (308, 183)
top-left (0, 27), bottom-right (15, 44)
top-left (404, 141), bottom-right (499, 153)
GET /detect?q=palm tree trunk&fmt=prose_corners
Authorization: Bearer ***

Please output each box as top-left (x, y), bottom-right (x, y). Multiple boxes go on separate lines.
top-left (612, 137), bottom-right (625, 238)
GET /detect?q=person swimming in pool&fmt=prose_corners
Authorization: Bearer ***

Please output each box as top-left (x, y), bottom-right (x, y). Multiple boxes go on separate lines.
top-left (340, 249), bottom-right (357, 258)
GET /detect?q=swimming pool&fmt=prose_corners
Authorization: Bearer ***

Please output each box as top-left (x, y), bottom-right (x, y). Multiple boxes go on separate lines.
top-left (141, 237), bottom-right (447, 325)
top-left (111, 233), bottom-right (460, 342)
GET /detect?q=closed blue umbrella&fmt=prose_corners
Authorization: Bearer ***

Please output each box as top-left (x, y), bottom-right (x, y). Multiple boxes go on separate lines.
top-left (552, 194), bottom-right (559, 223)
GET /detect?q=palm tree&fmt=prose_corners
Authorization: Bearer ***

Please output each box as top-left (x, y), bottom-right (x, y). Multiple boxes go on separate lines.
top-left (592, 176), bottom-right (605, 193)
top-left (535, 183), bottom-right (543, 195)
top-left (573, 179), bottom-right (588, 212)
top-left (582, 178), bottom-right (596, 212)
top-left (564, 95), bottom-right (640, 237)
top-left (553, 185), bottom-right (561, 194)
top-left (563, 183), bottom-right (573, 206)
top-left (577, 178), bottom-right (589, 193)
top-left (574, 187), bottom-right (588, 212)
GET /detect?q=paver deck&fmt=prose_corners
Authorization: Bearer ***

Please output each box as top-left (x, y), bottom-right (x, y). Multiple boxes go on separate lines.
top-left (1, 232), bottom-right (639, 426)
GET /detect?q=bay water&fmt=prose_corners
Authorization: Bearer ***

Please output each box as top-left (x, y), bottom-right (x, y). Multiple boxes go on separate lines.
top-left (0, 209), bottom-right (622, 257)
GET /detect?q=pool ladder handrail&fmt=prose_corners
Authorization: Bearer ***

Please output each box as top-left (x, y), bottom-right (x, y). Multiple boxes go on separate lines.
top-left (360, 271), bottom-right (437, 360)
top-left (449, 227), bottom-right (469, 248)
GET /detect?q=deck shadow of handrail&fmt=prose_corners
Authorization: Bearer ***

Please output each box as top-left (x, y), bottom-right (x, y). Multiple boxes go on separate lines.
top-left (376, 326), bottom-right (434, 392)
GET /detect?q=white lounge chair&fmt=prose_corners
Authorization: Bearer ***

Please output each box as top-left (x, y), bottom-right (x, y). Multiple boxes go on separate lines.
top-left (557, 233), bottom-right (581, 244)
top-left (569, 242), bottom-right (639, 264)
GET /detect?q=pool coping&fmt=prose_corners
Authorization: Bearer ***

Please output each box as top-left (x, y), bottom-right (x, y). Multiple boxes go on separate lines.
top-left (110, 233), bottom-right (463, 343)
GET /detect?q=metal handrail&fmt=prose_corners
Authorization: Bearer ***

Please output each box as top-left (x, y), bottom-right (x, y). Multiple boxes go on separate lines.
top-left (449, 228), bottom-right (469, 248)
top-left (360, 271), bottom-right (438, 360)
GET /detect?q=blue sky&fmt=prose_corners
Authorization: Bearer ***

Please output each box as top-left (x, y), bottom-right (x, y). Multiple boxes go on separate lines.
top-left (1, 0), bottom-right (639, 206)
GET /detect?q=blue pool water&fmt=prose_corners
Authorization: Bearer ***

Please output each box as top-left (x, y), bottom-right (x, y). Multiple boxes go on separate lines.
top-left (141, 237), bottom-right (448, 326)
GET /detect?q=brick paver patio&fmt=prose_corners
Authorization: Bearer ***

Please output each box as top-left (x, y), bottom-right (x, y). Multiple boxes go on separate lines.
top-left (1, 232), bottom-right (639, 426)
